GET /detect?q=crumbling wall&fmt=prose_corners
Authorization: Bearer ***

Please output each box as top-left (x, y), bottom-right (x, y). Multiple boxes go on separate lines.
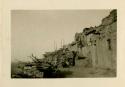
top-left (74, 10), bottom-right (117, 69)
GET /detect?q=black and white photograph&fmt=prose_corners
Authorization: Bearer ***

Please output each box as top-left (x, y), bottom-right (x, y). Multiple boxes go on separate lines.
top-left (11, 9), bottom-right (117, 78)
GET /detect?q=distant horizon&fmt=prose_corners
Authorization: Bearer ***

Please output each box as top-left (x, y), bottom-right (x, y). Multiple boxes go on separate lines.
top-left (11, 10), bottom-right (111, 62)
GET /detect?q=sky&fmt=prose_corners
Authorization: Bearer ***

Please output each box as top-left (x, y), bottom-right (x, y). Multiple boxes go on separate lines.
top-left (11, 10), bottom-right (111, 62)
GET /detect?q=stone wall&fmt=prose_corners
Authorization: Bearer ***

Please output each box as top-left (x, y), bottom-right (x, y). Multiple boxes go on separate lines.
top-left (70, 10), bottom-right (117, 69)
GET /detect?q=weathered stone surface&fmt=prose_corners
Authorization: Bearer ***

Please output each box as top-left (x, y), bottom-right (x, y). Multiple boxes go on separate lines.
top-left (70, 10), bottom-right (117, 69)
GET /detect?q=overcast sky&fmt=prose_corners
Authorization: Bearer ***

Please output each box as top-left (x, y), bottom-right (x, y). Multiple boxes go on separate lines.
top-left (11, 10), bottom-right (111, 62)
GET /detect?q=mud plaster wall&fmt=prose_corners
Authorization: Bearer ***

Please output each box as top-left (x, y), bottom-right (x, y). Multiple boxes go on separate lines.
top-left (69, 10), bottom-right (117, 69)
top-left (81, 22), bottom-right (116, 69)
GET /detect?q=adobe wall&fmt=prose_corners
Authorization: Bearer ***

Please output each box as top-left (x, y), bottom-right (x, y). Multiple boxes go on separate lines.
top-left (71, 10), bottom-right (117, 69)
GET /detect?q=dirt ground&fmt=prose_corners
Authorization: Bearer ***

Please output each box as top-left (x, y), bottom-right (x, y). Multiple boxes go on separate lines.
top-left (59, 59), bottom-right (116, 78)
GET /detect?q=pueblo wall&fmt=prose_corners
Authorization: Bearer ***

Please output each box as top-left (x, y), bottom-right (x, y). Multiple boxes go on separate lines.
top-left (43, 10), bottom-right (117, 70)
top-left (70, 10), bottom-right (117, 69)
